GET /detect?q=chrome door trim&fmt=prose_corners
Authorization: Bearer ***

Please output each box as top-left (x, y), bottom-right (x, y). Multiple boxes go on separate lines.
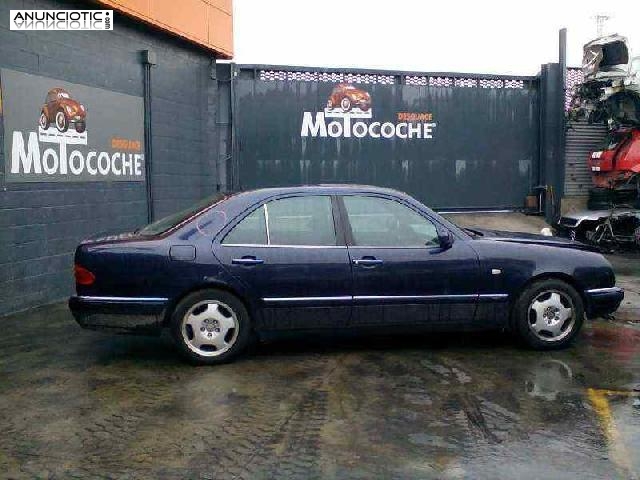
top-left (262, 294), bottom-right (508, 303)
top-left (263, 203), bottom-right (271, 245)
top-left (221, 244), bottom-right (347, 249)
top-left (354, 294), bottom-right (478, 301)
top-left (263, 296), bottom-right (352, 303)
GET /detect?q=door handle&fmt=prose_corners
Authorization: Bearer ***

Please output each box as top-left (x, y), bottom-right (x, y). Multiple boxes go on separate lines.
top-left (353, 257), bottom-right (383, 266)
top-left (232, 256), bottom-right (264, 266)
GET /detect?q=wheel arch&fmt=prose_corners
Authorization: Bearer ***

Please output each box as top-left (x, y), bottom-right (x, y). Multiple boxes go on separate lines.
top-left (508, 272), bottom-right (587, 326)
top-left (161, 281), bottom-right (253, 327)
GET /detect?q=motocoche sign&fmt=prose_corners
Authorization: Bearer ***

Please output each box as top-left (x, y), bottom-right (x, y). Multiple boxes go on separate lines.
top-left (1, 68), bottom-right (145, 182)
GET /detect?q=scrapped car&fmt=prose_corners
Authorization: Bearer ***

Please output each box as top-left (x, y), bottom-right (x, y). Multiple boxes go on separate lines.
top-left (555, 207), bottom-right (640, 249)
top-left (326, 84), bottom-right (371, 112)
top-left (583, 34), bottom-right (635, 84)
top-left (570, 34), bottom-right (640, 126)
top-left (39, 87), bottom-right (86, 133)
top-left (69, 185), bottom-right (624, 364)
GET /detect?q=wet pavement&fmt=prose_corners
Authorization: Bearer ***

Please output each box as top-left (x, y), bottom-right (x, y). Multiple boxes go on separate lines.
top-left (1, 303), bottom-right (639, 479)
top-left (2, 213), bottom-right (640, 479)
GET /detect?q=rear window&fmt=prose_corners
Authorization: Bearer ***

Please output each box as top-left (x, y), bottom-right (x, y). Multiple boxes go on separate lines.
top-left (137, 193), bottom-right (228, 236)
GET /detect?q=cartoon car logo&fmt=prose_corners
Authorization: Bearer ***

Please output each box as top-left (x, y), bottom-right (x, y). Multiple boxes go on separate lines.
top-left (326, 83), bottom-right (371, 112)
top-left (39, 87), bottom-right (86, 133)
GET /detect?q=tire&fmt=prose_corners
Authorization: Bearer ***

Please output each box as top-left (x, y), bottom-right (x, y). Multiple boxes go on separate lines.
top-left (170, 289), bottom-right (252, 365)
top-left (511, 278), bottom-right (584, 350)
top-left (75, 121), bottom-right (86, 134)
top-left (55, 110), bottom-right (68, 132)
top-left (340, 96), bottom-right (352, 112)
top-left (39, 111), bottom-right (50, 130)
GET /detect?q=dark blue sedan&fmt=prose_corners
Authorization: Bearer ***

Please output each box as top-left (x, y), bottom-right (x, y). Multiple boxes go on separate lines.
top-left (69, 185), bottom-right (624, 364)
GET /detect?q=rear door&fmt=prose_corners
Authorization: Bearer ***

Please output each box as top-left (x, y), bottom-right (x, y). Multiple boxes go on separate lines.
top-left (340, 194), bottom-right (481, 328)
top-left (214, 195), bottom-right (352, 330)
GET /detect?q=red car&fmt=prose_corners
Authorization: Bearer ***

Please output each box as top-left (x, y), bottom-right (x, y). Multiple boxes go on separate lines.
top-left (326, 84), bottom-right (371, 112)
top-left (589, 128), bottom-right (640, 188)
top-left (39, 87), bottom-right (86, 133)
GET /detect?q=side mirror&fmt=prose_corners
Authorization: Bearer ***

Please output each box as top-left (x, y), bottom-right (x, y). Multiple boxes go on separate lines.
top-left (438, 230), bottom-right (454, 249)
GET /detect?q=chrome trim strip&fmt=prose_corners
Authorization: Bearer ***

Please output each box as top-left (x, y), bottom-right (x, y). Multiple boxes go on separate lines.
top-left (585, 287), bottom-right (624, 295)
top-left (354, 294), bottom-right (478, 300)
top-left (478, 293), bottom-right (509, 299)
top-left (263, 204), bottom-right (271, 245)
top-left (263, 296), bottom-right (352, 303)
top-left (222, 244), bottom-right (346, 249)
top-left (77, 296), bottom-right (169, 303)
top-left (262, 294), bottom-right (509, 303)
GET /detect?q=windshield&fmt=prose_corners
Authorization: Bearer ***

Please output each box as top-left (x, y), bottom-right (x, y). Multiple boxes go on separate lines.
top-left (137, 193), bottom-right (228, 236)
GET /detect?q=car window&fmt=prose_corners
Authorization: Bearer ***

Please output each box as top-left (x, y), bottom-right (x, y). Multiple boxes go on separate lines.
top-left (223, 206), bottom-right (268, 245)
top-left (343, 196), bottom-right (439, 247)
top-left (137, 193), bottom-right (228, 237)
top-left (266, 196), bottom-right (336, 246)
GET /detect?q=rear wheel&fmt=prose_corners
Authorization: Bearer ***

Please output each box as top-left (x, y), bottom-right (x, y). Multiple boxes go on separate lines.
top-left (39, 111), bottom-right (50, 130)
top-left (512, 279), bottom-right (584, 350)
top-left (170, 289), bottom-right (251, 365)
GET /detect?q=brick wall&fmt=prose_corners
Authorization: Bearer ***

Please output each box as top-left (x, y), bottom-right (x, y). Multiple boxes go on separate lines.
top-left (0, 0), bottom-right (223, 316)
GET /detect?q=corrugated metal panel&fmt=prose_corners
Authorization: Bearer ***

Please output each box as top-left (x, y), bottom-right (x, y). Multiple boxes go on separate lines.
top-left (564, 121), bottom-right (607, 196)
top-left (234, 66), bottom-right (539, 210)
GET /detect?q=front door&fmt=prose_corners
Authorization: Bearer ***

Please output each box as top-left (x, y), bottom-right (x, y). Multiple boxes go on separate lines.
top-left (214, 195), bottom-right (352, 330)
top-left (340, 194), bottom-right (481, 328)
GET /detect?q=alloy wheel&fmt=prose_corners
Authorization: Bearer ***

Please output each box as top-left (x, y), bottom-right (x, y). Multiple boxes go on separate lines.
top-left (527, 290), bottom-right (575, 342)
top-left (181, 300), bottom-right (239, 357)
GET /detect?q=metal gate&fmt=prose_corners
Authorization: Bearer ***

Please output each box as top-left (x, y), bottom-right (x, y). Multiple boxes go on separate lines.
top-left (564, 121), bottom-right (607, 196)
top-left (233, 66), bottom-right (540, 210)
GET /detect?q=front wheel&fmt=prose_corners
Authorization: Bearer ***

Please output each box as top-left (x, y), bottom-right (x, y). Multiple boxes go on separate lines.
top-left (170, 289), bottom-right (251, 365)
top-left (55, 110), bottom-right (68, 132)
top-left (512, 279), bottom-right (584, 350)
top-left (340, 96), bottom-right (352, 112)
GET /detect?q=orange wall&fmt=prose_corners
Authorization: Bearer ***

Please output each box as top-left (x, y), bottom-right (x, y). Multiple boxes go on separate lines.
top-left (97, 0), bottom-right (233, 58)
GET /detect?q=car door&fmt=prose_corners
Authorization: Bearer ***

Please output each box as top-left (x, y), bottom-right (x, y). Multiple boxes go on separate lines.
top-left (214, 194), bottom-right (352, 330)
top-left (340, 194), bottom-right (481, 328)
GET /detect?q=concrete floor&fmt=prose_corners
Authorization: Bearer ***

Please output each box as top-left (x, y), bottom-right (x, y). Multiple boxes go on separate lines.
top-left (1, 213), bottom-right (639, 479)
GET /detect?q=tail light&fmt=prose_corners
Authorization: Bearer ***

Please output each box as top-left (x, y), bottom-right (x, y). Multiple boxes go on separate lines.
top-left (74, 264), bottom-right (95, 285)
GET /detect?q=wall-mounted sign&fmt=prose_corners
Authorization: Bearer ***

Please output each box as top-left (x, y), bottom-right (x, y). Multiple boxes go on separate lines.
top-left (1, 68), bottom-right (145, 182)
top-left (301, 83), bottom-right (437, 139)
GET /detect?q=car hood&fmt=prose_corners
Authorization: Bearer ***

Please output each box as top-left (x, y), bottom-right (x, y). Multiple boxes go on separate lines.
top-left (468, 227), bottom-right (598, 252)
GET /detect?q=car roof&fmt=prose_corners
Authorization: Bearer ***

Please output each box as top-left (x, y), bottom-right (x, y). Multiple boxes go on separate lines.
top-left (230, 184), bottom-right (410, 201)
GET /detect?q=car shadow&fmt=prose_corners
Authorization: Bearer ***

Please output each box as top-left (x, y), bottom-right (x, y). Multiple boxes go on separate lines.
top-left (249, 329), bottom-right (517, 358)
top-left (88, 329), bottom-right (519, 366)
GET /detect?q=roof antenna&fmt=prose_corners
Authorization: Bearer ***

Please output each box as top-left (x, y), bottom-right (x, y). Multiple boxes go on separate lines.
top-left (592, 14), bottom-right (611, 37)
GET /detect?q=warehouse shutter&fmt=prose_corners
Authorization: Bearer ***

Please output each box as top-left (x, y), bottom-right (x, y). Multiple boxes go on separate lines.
top-left (564, 121), bottom-right (608, 196)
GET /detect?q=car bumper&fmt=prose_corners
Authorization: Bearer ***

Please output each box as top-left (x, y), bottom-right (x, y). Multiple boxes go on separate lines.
top-left (584, 287), bottom-right (624, 318)
top-left (68, 295), bottom-right (168, 334)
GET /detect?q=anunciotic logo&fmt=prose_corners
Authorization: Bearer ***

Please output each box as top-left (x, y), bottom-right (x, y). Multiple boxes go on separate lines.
top-left (10, 10), bottom-right (113, 31)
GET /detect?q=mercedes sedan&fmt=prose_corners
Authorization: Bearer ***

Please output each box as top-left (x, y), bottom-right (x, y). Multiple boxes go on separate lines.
top-left (69, 185), bottom-right (624, 364)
